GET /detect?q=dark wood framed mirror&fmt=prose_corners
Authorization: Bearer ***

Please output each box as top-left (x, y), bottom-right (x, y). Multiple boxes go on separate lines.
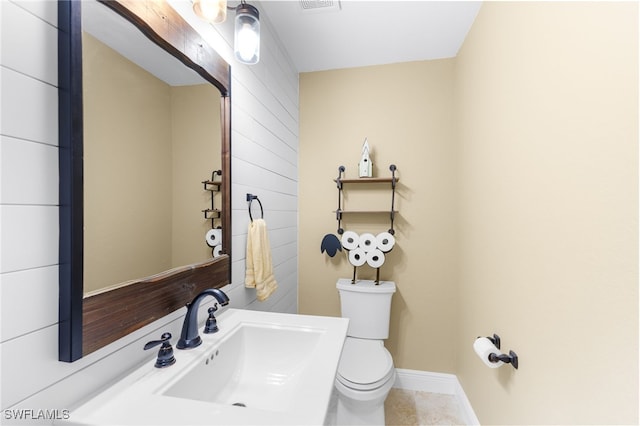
top-left (58, 0), bottom-right (232, 362)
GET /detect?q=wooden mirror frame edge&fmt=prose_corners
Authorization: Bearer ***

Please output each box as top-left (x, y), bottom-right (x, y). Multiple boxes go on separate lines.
top-left (58, 0), bottom-right (232, 362)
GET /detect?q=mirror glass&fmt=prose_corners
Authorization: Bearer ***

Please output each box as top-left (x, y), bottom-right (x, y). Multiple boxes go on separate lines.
top-left (82, 1), bottom-right (222, 295)
top-left (58, 0), bottom-right (231, 362)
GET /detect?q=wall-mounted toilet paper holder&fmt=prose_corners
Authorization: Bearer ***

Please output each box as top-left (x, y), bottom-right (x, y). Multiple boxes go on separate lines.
top-left (481, 333), bottom-right (519, 370)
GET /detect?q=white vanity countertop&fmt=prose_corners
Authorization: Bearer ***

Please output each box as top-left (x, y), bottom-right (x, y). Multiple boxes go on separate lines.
top-left (57, 309), bottom-right (349, 426)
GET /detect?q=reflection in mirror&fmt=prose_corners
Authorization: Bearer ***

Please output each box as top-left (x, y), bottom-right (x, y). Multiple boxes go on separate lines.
top-left (58, 0), bottom-right (232, 362)
top-left (81, 2), bottom-right (222, 294)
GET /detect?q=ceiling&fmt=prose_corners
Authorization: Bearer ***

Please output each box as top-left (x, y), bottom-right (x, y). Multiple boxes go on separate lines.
top-left (85, 1), bottom-right (482, 79)
top-left (258, 0), bottom-right (483, 73)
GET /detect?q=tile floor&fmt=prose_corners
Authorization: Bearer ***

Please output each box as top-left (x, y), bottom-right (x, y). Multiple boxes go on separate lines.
top-left (325, 387), bottom-right (466, 425)
top-left (384, 388), bottom-right (466, 425)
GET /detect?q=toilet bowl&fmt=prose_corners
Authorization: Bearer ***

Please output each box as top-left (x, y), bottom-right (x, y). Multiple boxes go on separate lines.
top-left (334, 279), bottom-right (397, 425)
top-left (334, 338), bottom-right (396, 425)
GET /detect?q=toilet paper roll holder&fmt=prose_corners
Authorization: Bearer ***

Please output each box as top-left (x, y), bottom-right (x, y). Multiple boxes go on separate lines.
top-left (481, 333), bottom-right (519, 369)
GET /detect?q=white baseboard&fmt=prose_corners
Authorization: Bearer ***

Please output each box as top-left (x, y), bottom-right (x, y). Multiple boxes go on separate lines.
top-left (393, 368), bottom-right (457, 394)
top-left (454, 378), bottom-right (480, 426)
top-left (393, 369), bottom-right (480, 425)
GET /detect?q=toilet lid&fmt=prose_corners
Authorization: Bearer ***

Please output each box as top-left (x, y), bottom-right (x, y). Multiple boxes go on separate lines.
top-left (338, 338), bottom-right (394, 388)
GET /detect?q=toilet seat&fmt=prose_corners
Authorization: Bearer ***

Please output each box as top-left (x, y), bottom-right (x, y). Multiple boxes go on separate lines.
top-left (337, 338), bottom-right (394, 391)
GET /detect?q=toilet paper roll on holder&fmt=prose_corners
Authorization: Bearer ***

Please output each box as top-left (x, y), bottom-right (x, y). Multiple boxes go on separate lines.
top-left (480, 333), bottom-right (519, 369)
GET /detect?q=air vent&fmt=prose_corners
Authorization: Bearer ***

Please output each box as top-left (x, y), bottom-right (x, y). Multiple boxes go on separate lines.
top-left (299, 0), bottom-right (341, 13)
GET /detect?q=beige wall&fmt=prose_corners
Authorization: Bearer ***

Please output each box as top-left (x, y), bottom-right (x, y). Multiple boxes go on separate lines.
top-left (299, 60), bottom-right (459, 373)
top-left (170, 84), bottom-right (221, 267)
top-left (83, 32), bottom-right (173, 292)
top-left (299, 2), bottom-right (638, 424)
top-left (455, 2), bottom-right (638, 424)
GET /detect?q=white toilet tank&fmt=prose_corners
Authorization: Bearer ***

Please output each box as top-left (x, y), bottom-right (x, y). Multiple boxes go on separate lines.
top-left (337, 279), bottom-right (396, 339)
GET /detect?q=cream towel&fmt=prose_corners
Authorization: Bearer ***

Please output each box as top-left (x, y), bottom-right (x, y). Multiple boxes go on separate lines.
top-left (245, 218), bottom-right (278, 301)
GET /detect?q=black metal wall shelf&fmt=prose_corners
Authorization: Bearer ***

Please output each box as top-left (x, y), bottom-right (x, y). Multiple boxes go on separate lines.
top-left (202, 208), bottom-right (222, 220)
top-left (334, 164), bottom-right (399, 235)
top-left (202, 170), bottom-right (222, 224)
top-left (202, 180), bottom-right (222, 191)
top-left (335, 177), bottom-right (397, 184)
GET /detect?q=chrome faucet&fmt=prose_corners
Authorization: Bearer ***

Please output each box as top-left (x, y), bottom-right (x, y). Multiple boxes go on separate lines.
top-left (176, 288), bottom-right (230, 349)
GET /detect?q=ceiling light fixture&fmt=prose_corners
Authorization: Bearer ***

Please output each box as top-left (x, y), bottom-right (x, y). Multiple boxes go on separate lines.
top-left (233, 1), bottom-right (260, 64)
top-left (192, 0), bottom-right (260, 65)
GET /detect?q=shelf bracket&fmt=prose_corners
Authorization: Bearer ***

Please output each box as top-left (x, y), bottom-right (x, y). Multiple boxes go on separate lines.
top-left (389, 164), bottom-right (397, 235)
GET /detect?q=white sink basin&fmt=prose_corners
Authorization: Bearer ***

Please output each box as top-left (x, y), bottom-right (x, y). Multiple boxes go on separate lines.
top-left (162, 322), bottom-right (326, 411)
top-left (59, 309), bottom-right (349, 425)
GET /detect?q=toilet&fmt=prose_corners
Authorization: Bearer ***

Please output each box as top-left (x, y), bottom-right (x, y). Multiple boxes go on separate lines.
top-left (334, 278), bottom-right (396, 425)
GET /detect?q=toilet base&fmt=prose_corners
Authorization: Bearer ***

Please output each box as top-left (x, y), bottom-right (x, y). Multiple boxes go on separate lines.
top-left (336, 396), bottom-right (386, 425)
top-left (334, 370), bottom-right (395, 425)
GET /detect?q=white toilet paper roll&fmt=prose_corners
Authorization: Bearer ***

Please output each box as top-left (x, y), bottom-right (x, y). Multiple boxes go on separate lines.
top-left (341, 231), bottom-right (360, 251)
top-left (213, 245), bottom-right (223, 258)
top-left (375, 232), bottom-right (396, 253)
top-left (473, 337), bottom-right (504, 369)
top-left (358, 233), bottom-right (376, 252)
top-left (348, 247), bottom-right (367, 267)
top-left (205, 228), bottom-right (222, 247)
top-left (366, 249), bottom-right (385, 268)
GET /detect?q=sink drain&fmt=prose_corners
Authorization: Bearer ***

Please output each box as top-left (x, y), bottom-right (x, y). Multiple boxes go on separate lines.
top-left (232, 402), bottom-right (246, 407)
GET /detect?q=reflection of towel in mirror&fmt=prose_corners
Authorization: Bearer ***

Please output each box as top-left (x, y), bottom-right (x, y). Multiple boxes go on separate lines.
top-left (245, 218), bottom-right (278, 301)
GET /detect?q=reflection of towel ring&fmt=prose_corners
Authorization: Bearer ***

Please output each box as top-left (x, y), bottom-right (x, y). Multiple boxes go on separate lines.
top-left (246, 193), bottom-right (264, 222)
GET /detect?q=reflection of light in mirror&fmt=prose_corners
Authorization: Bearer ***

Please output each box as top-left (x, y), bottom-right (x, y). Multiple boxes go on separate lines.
top-left (193, 0), bottom-right (227, 23)
top-left (82, 0), bottom-right (205, 85)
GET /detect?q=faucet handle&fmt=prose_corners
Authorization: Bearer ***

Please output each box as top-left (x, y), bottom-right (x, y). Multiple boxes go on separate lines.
top-left (144, 332), bottom-right (176, 368)
top-left (143, 332), bottom-right (172, 349)
top-left (204, 304), bottom-right (219, 334)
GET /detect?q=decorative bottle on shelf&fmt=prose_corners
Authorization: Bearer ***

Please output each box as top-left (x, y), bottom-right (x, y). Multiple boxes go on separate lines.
top-left (358, 138), bottom-right (372, 178)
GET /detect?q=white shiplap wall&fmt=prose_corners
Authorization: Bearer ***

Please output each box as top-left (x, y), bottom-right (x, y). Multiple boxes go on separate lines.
top-left (0, 0), bottom-right (298, 413)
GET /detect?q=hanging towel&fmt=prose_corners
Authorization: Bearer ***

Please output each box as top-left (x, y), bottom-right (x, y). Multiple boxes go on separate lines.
top-left (245, 218), bottom-right (278, 301)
